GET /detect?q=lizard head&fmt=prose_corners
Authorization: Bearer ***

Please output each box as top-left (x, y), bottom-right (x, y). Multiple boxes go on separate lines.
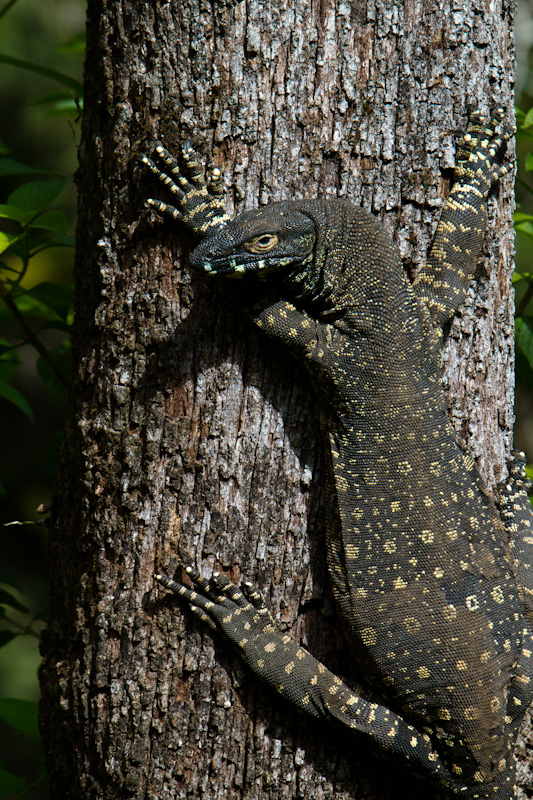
top-left (189, 201), bottom-right (317, 279)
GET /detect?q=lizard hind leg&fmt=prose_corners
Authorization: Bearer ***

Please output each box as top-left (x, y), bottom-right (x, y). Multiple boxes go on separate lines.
top-left (154, 567), bottom-right (274, 635)
top-left (496, 451), bottom-right (533, 727)
top-left (497, 450), bottom-right (533, 616)
top-left (155, 567), bottom-right (468, 792)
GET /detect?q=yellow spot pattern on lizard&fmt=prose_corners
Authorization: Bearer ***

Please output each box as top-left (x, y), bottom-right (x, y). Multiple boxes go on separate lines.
top-left (148, 110), bottom-right (533, 800)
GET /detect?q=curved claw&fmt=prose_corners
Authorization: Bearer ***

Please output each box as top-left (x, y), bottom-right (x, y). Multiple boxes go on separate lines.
top-left (181, 139), bottom-right (205, 185)
top-left (241, 580), bottom-right (269, 611)
top-left (183, 565), bottom-right (211, 594)
top-left (209, 167), bottom-right (225, 198)
top-left (141, 140), bottom-right (230, 236)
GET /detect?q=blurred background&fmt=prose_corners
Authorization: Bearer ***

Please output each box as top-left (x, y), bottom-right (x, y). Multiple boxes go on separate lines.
top-left (515, 0), bottom-right (533, 458)
top-left (0, 0), bottom-right (532, 797)
top-left (0, 0), bottom-right (84, 795)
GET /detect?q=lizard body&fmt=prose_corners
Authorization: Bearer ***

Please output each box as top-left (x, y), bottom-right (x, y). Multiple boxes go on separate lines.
top-left (142, 110), bottom-right (533, 798)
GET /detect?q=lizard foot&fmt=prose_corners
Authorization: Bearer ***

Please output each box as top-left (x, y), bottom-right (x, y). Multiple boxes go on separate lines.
top-left (454, 107), bottom-right (513, 193)
top-left (155, 567), bottom-right (275, 639)
top-left (141, 141), bottom-right (229, 235)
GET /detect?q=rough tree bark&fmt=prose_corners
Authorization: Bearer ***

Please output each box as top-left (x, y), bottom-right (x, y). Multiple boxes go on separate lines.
top-left (40, 0), bottom-right (529, 798)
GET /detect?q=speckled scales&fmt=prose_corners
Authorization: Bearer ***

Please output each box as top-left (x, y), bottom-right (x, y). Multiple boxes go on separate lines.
top-left (145, 111), bottom-right (533, 799)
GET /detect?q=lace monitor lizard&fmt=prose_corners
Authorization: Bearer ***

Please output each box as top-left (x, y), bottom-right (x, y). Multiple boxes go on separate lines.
top-left (142, 110), bottom-right (533, 799)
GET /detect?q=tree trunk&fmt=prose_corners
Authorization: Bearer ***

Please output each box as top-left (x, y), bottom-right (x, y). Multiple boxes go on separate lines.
top-left (40, 0), bottom-right (526, 798)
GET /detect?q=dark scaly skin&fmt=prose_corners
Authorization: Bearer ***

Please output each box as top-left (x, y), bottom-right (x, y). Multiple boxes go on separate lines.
top-left (142, 110), bottom-right (533, 798)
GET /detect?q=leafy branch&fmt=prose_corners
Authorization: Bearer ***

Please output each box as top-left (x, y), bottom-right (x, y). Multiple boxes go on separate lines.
top-left (0, 160), bottom-right (74, 422)
top-left (513, 107), bottom-right (533, 395)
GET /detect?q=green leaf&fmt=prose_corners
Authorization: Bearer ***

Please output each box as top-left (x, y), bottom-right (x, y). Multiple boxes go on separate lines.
top-left (0, 698), bottom-right (40, 740)
top-left (0, 762), bottom-right (27, 795)
top-left (42, 430), bottom-right (64, 477)
top-left (0, 345), bottom-right (19, 381)
top-left (0, 53), bottom-right (83, 95)
top-left (514, 212), bottom-right (533, 223)
top-left (516, 349), bottom-right (533, 391)
top-left (523, 108), bottom-right (533, 129)
top-left (8, 180), bottom-right (65, 213)
top-left (0, 158), bottom-right (56, 178)
top-left (30, 234), bottom-right (75, 253)
top-left (0, 260), bottom-right (20, 276)
top-left (525, 153), bottom-right (533, 173)
top-left (44, 97), bottom-right (84, 118)
top-left (31, 93), bottom-right (83, 118)
top-left (0, 203), bottom-right (30, 224)
top-left (7, 292), bottom-right (53, 318)
top-left (0, 231), bottom-right (21, 254)
top-left (516, 128), bottom-right (533, 142)
top-left (517, 110), bottom-right (533, 140)
top-left (0, 588), bottom-right (28, 613)
top-left (0, 379), bottom-right (35, 422)
top-left (516, 317), bottom-right (533, 370)
top-left (513, 272), bottom-right (533, 285)
top-left (8, 289), bottom-right (73, 322)
top-left (29, 210), bottom-right (67, 235)
top-left (514, 220), bottom-right (533, 241)
top-left (0, 630), bottom-right (17, 648)
top-left (25, 283), bottom-right (73, 321)
top-left (40, 320), bottom-right (71, 334)
top-left (0, 573), bottom-right (22, 591)
top-left (29, 89), bottom-right (76, 107)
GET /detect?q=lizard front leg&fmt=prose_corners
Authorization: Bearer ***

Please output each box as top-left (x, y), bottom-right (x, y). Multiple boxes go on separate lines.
top-left (412, 108), bottom-right (512, 330)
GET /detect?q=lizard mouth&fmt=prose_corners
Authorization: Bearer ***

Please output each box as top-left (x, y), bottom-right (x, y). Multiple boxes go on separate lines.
top-left (190, 253), bottom-right (301, 278)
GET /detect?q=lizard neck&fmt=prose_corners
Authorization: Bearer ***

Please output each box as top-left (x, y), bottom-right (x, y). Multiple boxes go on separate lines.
top-left (288, 199), bottom-right (411, 327)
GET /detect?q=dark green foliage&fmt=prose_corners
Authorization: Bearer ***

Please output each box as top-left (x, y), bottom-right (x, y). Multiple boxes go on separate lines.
top-left (0, 6), bottom-right (83, 797)
top-left (514, 107), bottom-right (533, 392)
top-left (0, 578), bottom-right (47, 799)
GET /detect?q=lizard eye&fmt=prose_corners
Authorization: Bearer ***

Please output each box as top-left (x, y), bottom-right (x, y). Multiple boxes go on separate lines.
top-left (243, 234), bottom-right (279, 254)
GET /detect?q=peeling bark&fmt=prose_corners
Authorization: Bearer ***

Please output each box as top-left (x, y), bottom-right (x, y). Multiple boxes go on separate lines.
top-left (40, 1), bottom-right (527, 798)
